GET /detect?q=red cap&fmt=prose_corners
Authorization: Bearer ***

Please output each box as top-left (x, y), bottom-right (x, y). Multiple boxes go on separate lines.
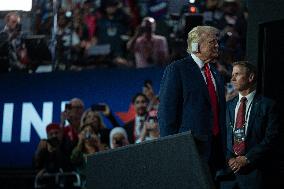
top-left (46, 123), bottom-right (60, 134)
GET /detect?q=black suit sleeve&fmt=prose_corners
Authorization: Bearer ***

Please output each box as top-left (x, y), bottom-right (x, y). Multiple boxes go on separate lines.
top-left (246, 100), bottom-right (280, 165)
top-left (158, 64), bottom-right (183, 137)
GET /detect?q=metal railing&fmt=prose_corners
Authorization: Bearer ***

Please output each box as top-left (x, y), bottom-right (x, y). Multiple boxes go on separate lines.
top-left (34, 171), bottom-right (82, 189)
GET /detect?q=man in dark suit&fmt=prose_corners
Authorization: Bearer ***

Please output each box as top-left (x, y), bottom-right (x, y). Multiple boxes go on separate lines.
top-left (124, 93), bottom-right (149, 144)
top-left (224, 61), bottom-right (280, 189)
top-left (158, 26), bottom-right (227, 183)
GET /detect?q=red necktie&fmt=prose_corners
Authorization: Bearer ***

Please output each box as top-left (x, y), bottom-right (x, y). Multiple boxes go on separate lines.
top-left (204, 63), bottom-right (219, 136)
top-left (233, 97), bottom-right (247, 155)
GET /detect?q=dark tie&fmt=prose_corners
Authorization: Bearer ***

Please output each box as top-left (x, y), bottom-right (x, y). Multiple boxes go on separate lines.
top-left (233, 97), bottom-right (247, 155)
top-left (204, 63), bottom-right (219, 136)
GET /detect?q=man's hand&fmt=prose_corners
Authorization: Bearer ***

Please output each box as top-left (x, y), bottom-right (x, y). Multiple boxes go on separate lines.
top-left (101, 104), bottom-right (110, 116)
top-left (228, 156), bottom-right (249, 173)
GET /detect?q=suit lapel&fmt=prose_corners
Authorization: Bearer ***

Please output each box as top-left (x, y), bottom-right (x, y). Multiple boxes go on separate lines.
top-left (185, 56), bottom-right (211, 102)
top-left (210, 65), bottom-right (222, 99)
top-left (245, 95), bottom-right (260, 139)
top-left (228, 97), bottom-right (238, 152)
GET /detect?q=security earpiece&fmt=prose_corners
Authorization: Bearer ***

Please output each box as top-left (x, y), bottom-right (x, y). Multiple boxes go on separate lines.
top-left (191, 42), bottom-right (199, 53)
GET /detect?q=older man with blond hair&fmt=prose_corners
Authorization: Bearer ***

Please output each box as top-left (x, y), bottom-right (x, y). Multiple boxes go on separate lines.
top-left (158, 25), bottom-right (227, 186)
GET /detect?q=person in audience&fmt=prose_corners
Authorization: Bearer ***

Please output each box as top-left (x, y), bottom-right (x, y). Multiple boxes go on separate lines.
top-left (127, 16), bottom-right (169, 68)
top-left (70, 123), bottom-right (104, 170)
top-left (95, 0), bottom-right (130, 67)
top-left (70, 122), bottom-right (104, 188)
top-left (109, 127), bottom-right (129, 149)
top-left (124, 93), bottom-right (149, 144)
top-left (80, 103), bottom-right (121, 149)
top-left (61, 98), bottom-right (85, 145)
top-left (223, 61), bottom-right (280, 189)
top-left (34, 123), bottom-right (73, 176)
top-left (56, 11), bottom-right (81, 70)
top-left (0, 11), bottom-right (28, 72)
top-left (136, 110), bottom-right (160, 143)
top-left (142, 80), bottom-right (159, 111)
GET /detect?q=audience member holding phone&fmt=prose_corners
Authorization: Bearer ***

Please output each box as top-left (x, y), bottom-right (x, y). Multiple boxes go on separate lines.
top-left (61, 98), bottom-right (85, 145)
top-left (80, 103), bottom-right (121, 149)
top-left (135, 110), bottom-right (160, 143)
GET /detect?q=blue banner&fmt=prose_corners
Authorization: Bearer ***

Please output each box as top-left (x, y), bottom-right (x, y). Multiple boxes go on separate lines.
top-left (0, 68), bottom-right (164, 168)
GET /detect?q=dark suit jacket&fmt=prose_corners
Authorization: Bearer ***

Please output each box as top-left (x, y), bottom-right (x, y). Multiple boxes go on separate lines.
top-left (124, 120), bottom-right (135, 144)
top-left (158, 55), bottom-right (227, 161)
top-left (226, 94), bottom-right (279, 168)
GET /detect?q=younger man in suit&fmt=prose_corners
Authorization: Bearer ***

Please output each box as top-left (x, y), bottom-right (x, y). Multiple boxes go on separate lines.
top-left (224, 61), bottom-right (280, 189)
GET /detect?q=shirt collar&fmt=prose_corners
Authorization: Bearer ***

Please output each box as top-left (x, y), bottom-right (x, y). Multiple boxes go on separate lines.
top-left (238, 90), bottom-right (256, 104)
top-left (191, 53), bottom-right (205, 69)
top-left (135, 115), bottom-right (146, 124)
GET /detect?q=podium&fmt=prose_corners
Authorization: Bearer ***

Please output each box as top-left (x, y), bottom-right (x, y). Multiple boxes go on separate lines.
top-left (86, 132), bottom-right (214, 189)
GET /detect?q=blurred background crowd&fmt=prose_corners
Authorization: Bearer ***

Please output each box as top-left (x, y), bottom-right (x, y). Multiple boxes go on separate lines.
top-left (1, 0), bottom-right (247, 75)
top-left (33, 79), bottom-right (160, 188)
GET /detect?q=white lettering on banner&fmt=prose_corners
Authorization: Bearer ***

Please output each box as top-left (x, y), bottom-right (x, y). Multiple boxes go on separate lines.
top-left (61, 101), bottom-right (69, 111)
top-left (61, 101), bottom-right (70, 126)
top-left (20, 102), bottom-right (53, 142)
top-left (1, 103), bottom-right (14, 142)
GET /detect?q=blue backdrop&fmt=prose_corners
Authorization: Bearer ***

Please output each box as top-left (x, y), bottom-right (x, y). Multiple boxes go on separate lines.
top-left (0, 67), bottom-right (164, 168)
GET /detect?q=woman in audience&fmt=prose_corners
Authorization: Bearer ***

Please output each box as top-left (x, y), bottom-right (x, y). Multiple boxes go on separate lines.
top-left (109, 127), bottom-right (129, 149)
top-left (70, 123), bottom-right (104, 170)
top-left (70, 123), bottom-right (104, 188)
top-left (80, 104), bottom-right (120, 148)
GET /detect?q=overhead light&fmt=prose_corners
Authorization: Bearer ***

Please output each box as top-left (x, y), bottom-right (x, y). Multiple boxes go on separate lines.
top-left (189, 6), bottom-right (197, 13)
top-left (189, 0), bottom-right (196, 3)
top-left (0, 0), bottom-right (32, 11)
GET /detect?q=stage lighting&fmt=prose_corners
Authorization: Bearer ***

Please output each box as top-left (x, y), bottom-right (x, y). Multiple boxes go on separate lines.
top-left (0, 0), bottom-right (32, 11)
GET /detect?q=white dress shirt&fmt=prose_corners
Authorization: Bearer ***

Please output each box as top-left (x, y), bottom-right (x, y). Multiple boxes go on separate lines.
top-left (234, 90), bottom-right (256, 134)
top-left (191, 53), bottom-right (217, 91)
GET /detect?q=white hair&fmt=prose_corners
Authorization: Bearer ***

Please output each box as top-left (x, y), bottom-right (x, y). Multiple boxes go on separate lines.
top-left (109, 127), bottom-right (128, 149)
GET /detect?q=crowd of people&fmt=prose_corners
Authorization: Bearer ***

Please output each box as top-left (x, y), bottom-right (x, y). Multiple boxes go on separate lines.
top-left (33, 81), bottom-right (160, 188)
top-left (0, 0), bottom-right (247, 75)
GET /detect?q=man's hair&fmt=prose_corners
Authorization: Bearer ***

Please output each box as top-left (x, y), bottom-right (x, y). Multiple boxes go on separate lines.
top-left (187, 26), bottom-right (219, 53)
top-left (233, 61), bottom-right (258, 82)
top-left (4, 11), bottom-right (20, 23)
top-left (141, 17), bottom-right (156, 33)
top-left (131, 92), bottom-right (149, 104)
top-left (69, 97), bottom-right (85, 108)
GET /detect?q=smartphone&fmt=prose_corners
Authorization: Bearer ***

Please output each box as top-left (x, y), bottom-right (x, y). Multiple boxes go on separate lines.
top-left (65, 103), bottom-right (72, 110)
top-left (91, 104), bottom-right (106, 111)
top-left (144, 80), bottom-right (152, 88)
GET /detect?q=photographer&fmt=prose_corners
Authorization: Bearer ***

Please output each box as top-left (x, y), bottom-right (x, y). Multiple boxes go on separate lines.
top-left (70, 123), bottom-right (104, 170)
top-left (135, 110), bottom-right (160, 143)
top-left (0, 11), bottom-right (28, 72)
top-left (126, 16), bottom-right (169, 68)
top-left (34, 123), bottom-right (73, 176)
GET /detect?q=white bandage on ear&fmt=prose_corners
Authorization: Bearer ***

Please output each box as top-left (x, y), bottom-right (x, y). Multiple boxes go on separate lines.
top-left (191, 42), bottom-right (199, 53)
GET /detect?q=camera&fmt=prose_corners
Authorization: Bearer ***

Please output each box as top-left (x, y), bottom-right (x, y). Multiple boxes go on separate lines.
top-left (144, 80), bottom-right (152, 88)
top-left (65, 103), bottom-right (72, 110)
top-left (91, 104), bottom-right (106, 111)
top-left (84, 131), bottom-right (92, 140)
top-left (115, 139), bottom-right (123, 146)
top-left (140, 25), bottom-right (152, 34)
